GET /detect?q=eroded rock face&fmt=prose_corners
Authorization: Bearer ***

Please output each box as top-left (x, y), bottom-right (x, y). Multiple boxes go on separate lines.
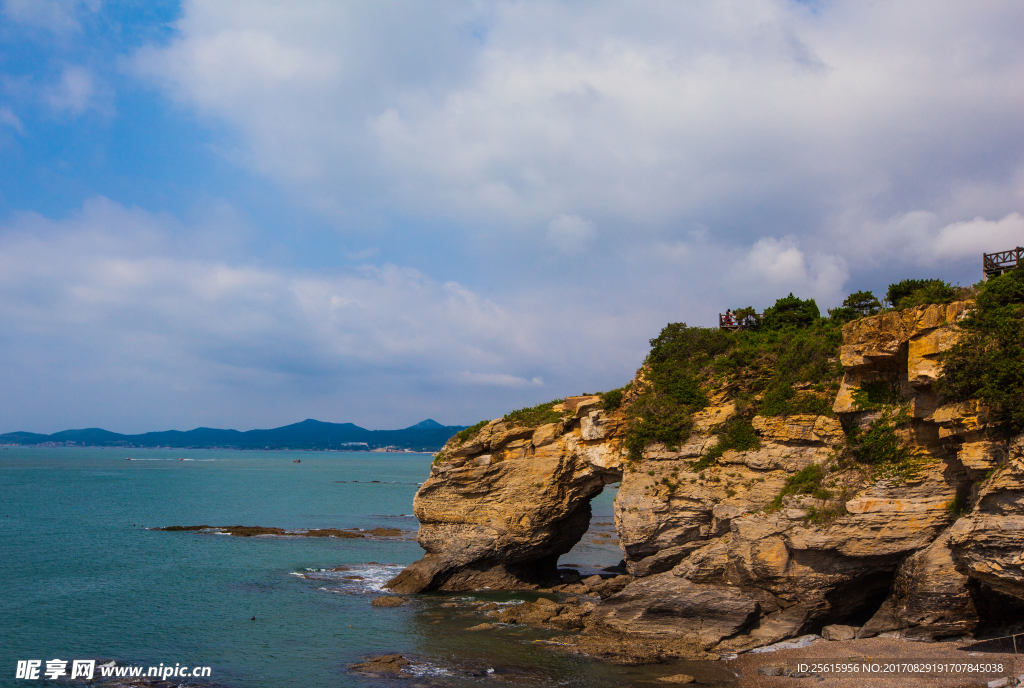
top-left (591, 575), bottom-right (762, 649)
top-left (859, 532), bottom-right (978, 639)
top-left (387, 412), bottom-right (625, 593)
top-left (389, 301), bottom-right (1022, 656)
top-left (949, 434), bottom-right (1024, 600)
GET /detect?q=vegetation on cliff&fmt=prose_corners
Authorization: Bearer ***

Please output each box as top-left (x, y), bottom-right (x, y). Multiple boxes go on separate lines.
top-left (623, 294), bottom-right (844, 463)
top-left (827, 290), bottom-right (881, 323)
top-left (502, 398), bottom-right (566, 428)
top-left (938, 266), bottom-right (1024, 436)
top-left (599, 385), bottom-right (629, 412)
top-left (691, 415), bottom-right (760, 471)
top-left (437, 271), bottom-right (1015, 478)
top-left (885, 278), bottom-right (958, 309)
top-left (454, 420), bottom-right (489, 445)
top-left (841, 406), bottom-right (924, 483)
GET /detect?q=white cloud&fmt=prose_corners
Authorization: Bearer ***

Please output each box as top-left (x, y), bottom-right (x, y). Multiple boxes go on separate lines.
top-left (455, 372), bottom-right (544, 387)
top-left (837, 210), bottom-right (1024, 272)
top-left (0, 198), bottom-right (647, 431)
top-left (739, 237), bottom-right (848, 306)
top-left (0, 106), bottom-right (23, 133)
top-left (44, 65), bottom-right (102, 116)
top-left (131, 0), bottom-right (1023, 251)
top-left (1, 0), bottom-right (94, 34)
top-left (547, 214), bottom-right (595, 253)
top-left (933, 213), bottom-right (1024, 260)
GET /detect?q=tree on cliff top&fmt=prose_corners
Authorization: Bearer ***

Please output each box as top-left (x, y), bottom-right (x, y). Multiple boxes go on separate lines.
top-left (828, 290), bottom-right (882, 323)
top-left (938, 267), bottom-right (1024, 436)
top-left (885, 278), bottom-right (956, 309)
top-left (761, 293), bottom-right (820, 330)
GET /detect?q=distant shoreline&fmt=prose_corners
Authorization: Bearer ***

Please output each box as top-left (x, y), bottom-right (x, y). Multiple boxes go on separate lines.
top-left (0, 417), bottom-right (465, 453)
top-left (0, 443), bottom-right (437, 454)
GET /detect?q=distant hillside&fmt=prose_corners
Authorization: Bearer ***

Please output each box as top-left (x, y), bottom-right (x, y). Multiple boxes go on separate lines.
top-left (0, 418), bottom-right (466, 452)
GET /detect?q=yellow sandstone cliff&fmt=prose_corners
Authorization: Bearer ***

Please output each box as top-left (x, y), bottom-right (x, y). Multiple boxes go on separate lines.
top-left (387, 301), bottom-right (1024, 658)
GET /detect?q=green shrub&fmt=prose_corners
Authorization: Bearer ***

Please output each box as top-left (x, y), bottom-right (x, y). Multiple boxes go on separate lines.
top-left (938, 267), bottom-right (1024, 436)
top-left (502, 399), bottom-right (565, 428)
top-left (600, 385), bottom-right (630, 412)
top-left (758, 382), bottom-right (835, 417)
top-left (692, 415), bottom-right (761, 471)
top-left (885, 278), bottom-right (956, 309)
top-left (761, 293), bottom-right (821, 330)
top-left (945, 491), bottom-right (970, 517)
top-left (454, 420), bottom-right (489, 445)
top-left (623, 324), bottom-right (731, 462)
top-left (851, 378), bottom-right (903, 410)
top-left (845, 407), bottom-right (911, 465)
top-left (623, 300), bottom-right (846, 460)
top-left (730, 323), bottom-right (844, 417)
top-left (842, 406), bottom-right (926, 483)
top-left (625, 319), bottom-right (844, 461)
top-left (828, 290), bottom-right (882, 323)
top-left (645, 324), bottom-right (733, 371)
top-left (624, 392), bottom-right (695, 462)
top-left (806, 502), bottom-right (848, 525)
top-left (767, 464), bottom-right (831, 511)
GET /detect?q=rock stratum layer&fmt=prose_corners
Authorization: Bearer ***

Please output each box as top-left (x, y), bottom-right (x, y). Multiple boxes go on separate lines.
top-left (387, 302), bottom-right (1024, 657)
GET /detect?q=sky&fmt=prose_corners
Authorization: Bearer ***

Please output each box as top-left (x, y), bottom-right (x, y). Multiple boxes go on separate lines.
top-left (0, 0), bottom-right (1022, 434)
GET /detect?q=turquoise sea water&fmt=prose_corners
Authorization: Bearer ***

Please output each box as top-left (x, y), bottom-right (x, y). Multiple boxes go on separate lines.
top-left (1, 447), bottom-right (731, 687)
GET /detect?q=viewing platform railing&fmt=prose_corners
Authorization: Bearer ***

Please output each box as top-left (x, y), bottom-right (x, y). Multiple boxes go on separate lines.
top-left (719, 313), bottom-right (761, 331)
top-left (984, 247), bottom-right (1023, 278)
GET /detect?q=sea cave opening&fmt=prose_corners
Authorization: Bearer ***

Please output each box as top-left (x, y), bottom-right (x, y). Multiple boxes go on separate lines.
top-left (556, 480), bottom-right (627, 580)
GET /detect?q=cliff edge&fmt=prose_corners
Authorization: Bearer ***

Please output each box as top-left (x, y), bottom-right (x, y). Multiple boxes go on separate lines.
top-left (387, 296), bottom-right (1024, 658)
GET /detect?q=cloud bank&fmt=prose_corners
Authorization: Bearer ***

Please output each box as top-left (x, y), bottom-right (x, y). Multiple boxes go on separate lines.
top-left (1, 0), bottom-right (1021, 432)
top-left (134, 0), bottom-right (1023, 246)
top-left (0, 198), bottom-right (646, 432)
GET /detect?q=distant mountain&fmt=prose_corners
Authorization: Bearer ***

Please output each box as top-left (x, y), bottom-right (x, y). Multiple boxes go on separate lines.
top-left (0, 419), bottom-right (467, 452)
top-left (407, 419), bottom-right (444, 429)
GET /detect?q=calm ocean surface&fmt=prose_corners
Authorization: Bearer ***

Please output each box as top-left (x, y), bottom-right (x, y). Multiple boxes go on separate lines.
top-left (1, 446), bottom-right (732, 687)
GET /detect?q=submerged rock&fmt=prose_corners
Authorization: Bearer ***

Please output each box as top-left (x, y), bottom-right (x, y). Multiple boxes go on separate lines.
top-left (349, 654), bottom-right (410, 676)
top-left (370, 596), bottom-right (407, 607)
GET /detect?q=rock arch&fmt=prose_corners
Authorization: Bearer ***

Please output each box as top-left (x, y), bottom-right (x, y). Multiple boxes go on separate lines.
top-left (386, 397), bottom-right (624, 593)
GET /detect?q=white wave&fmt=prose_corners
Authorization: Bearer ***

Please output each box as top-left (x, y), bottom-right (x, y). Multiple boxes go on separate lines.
top-left (292, 562), bottom-right (405, 594)
top-left (406, 662), bottom-right (452, 677)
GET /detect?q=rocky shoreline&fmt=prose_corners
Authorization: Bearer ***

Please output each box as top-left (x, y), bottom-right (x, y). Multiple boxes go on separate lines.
top-left (385, 301), bottom-right (1024, 663)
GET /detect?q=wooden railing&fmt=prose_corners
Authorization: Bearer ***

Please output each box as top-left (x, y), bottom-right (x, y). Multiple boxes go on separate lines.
top-left (984, 247), bottom-right (1024, 277)
top-left (719, 312), bottom-right (761, 330)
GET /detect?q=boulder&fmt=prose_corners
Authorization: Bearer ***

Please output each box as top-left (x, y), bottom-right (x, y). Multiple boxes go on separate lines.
top-left (349, 654), bottom-right (410, 675)
top-left (821, 624), bottom-right (857, 641)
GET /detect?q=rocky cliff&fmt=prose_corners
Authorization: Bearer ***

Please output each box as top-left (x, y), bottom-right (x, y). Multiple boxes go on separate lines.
top-left (387, 300), bottom-right (1024, 658)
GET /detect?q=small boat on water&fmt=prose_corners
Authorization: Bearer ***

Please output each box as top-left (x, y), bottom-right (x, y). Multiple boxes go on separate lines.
top-left (293, 459), bottom-right (301, 463)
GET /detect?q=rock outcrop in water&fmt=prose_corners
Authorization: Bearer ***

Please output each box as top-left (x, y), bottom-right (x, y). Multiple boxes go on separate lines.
top-left (387, 301), bottom-right (1024, 657)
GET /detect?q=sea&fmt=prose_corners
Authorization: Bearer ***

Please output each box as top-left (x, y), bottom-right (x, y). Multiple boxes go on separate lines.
top-left (1, 447), bottom-right (735, 687)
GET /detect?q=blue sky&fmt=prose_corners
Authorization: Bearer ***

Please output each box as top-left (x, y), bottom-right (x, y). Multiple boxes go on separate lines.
top-left (1, 0), bottom-right (1022, 433)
